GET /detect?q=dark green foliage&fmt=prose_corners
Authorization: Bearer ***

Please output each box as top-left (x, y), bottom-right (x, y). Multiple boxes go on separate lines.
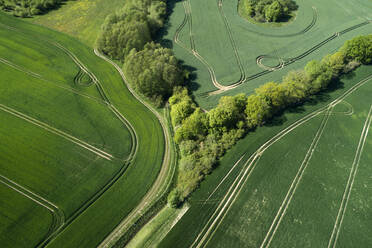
top-left (123, 42), bottom-right (184, 105)
top-left (168, 35), bottom-right (372, 206)
top-left (0, 0), bottom-right (68, 17)
top-left (97, 0), bottom-right (185, 105)
top-left (341, 35), bottom-right (372, 64)
top-left (241, 0), bottom-right (298, 22)
top-left (96, 0), bottom-right (164, 60)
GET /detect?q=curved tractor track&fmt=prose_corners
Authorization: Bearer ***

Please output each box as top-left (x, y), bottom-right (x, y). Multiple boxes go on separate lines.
top-left (240, 7), bottom-right (318, 38)
top-left (174, 1), bottom-right (371, 96)
top-left (189, 73), bottom-right (372, 248)
top-left (95, 49), bottom-right (176, 248)
top-left (0, 23), bottom-right (141, 248)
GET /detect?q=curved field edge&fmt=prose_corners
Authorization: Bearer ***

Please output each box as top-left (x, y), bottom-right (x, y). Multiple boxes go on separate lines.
top-left (95, 51), bottom-right (177, 248)
top-left (0, 13), bottom-right (166, 248)
top-left (159, 65), bottom-right (372, 247)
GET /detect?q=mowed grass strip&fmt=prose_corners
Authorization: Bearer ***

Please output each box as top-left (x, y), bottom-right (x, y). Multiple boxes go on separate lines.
top-left (0, 183), bottom-right (53, 248)
top-left (0, 11), bottom-right (165, 247)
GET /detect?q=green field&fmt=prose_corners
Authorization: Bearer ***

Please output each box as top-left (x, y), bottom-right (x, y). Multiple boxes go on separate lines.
top-left (160, 65), bottom-right (372, 247)
top-left (0, 11), bottom-right (165, 248)
top-left (163, 0), bottom-right (372, 108)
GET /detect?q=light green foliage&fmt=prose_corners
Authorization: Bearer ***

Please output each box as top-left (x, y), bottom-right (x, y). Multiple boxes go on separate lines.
top-left (245, 94), bottom-right (272, 128)
top-left (169, 88), bottom-right (196, 126)
top-left (255, 82), bottom-right (286, 110)
top-left (124, 42), bottom-right (184, 104)
top-left (341, 35), bottom-right (372, 64)
top-left (305, 60), bottom-right (333, 93)
top-left (167, 189), bottom-right (182, 208)
top-left (174, 108), bottom-right (208, 144)
top-left (0, 0), bottom-right (68, 17)
top-left (208, 94), bottom-right (247, 132)
top-left (168, 35), bottom-right (372, 205)
top-left (322, 51), bottom-right (347, 77)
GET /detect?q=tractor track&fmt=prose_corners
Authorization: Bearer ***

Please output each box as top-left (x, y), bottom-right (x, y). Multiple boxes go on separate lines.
top-left (95, 49), bottom-right (176, 248)
top-left (0, 23), bottom-right (141, 247)
top-left (327, 105), bottom-right (372, 248)
top-left (174, 1), bottom-right (371, 96)
top-left (189, 74), bottom-right (372, 248)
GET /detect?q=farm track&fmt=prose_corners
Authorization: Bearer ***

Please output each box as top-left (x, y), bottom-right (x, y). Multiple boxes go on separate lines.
top-left (95, 49), bottom-right (176, 248)
top-left (327, 105), bottom-right (372, 248)
top-left (0, 103), bottom-right (114, 161)
top-left (260, 106), bottom-right (333, 248)
top-left (0, 23), bottom-right (143, 247)
top-left (173, 1), bottom-right (371, 95)
top-left (0, 174), bottom-right (65, 247)
top-left (241, 7), bottom-right (318, 38)
top-left (0, 55), bottom-right (105, 105)
top-left (189, 74), bottom-right (372, 248)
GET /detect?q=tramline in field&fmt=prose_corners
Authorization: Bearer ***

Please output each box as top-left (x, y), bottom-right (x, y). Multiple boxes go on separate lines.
top-left (164, 0), bottom-right (372, 108)
top-left (0, 11), bottom-right (166, 248)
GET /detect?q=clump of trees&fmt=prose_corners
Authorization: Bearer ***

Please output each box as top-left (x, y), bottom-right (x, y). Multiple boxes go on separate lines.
top-left (0, 0), bottom-right (68, 17)
top-left (168, 34), bottom-right (372, 207)
top-left (241, 0), bottom-right (298, 22)
top-left (97, 0), bottom-right (185, 106)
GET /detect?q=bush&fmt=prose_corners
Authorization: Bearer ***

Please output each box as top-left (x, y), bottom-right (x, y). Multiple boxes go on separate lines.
top-left (167, 189), bottom-right (182, 208)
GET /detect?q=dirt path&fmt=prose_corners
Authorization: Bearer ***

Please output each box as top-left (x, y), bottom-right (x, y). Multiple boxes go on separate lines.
top-left (95, 49), bottom-right (175, 248)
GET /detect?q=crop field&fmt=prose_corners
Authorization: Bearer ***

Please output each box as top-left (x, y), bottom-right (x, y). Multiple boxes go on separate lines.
top-left (160, 65), bottom-right (372, 248)
top-left (0, 12), bottom-right (165, 248)
top-left (164, 0), bottom-right (372, 108)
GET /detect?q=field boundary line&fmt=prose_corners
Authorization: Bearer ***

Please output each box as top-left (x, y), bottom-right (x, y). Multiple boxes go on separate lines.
top-left (0, 103), bottom-right (113, 160)
top-left (260, 106), bottom-right (333, 248)
top-left (190, 74), bottom-right (372, 248)
top-left (327, 104), bottom-right (372, 248)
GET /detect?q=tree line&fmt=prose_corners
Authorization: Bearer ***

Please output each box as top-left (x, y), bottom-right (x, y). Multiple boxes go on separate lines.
top-left (168, 35), bottom-right (372, 207)
top-left (97, 0), bottom-right (186, 106)
top-left (0, 0), bottom-right (69, 17)
top-left (240, 0), bottom-right (298, 22)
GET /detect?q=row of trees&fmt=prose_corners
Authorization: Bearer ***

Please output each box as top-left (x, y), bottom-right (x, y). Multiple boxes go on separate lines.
top-left (241, 0), bottom-right (298, 22)
top-left (97, 0), bottom-right (185, 105)
top-left (168, 35), bottom-right (372, 207)
top-left (0, 0), bottom-right (68, 17)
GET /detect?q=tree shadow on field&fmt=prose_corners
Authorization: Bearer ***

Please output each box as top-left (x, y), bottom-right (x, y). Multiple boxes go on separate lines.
top-left (155, 0), bottom-right (183, 48)
top-left (155, 0), bottom-right (201, 91)
top-left (266, 77), bottom-right (346, 128)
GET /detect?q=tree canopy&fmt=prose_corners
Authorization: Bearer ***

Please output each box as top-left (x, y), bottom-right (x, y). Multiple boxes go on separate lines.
top-left (123, 42), bottom-right (184, 105)
top-left (241, 0), bottom-right (298, 23)
top-left (0, 0), bottom-right (68, 17)
top-left (168, 34), bottom-right (372, 207)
